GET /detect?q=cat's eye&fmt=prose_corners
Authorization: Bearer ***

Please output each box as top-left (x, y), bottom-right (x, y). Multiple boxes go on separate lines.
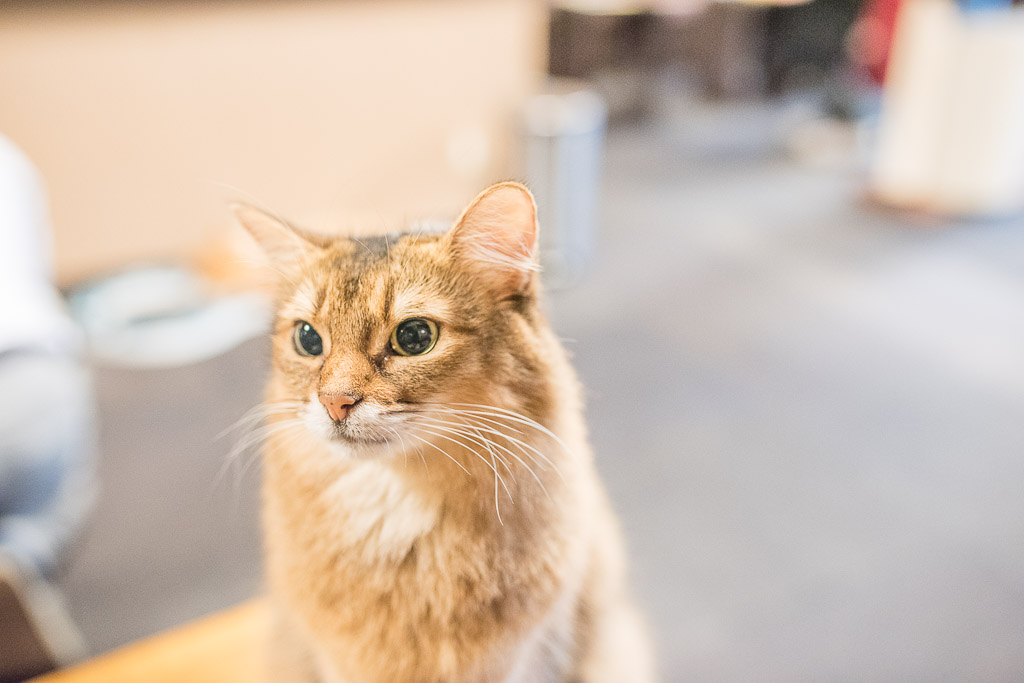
top-left (390, 318), bottom-right (438, 356)
top-left (293, 321), bottom-right (323, 357)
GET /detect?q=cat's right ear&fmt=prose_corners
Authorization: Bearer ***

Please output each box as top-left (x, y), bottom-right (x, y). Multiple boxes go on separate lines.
top-left (446, 182), bottom-right (539, 298)
top-left (230, 203), bottom-right (320, 267)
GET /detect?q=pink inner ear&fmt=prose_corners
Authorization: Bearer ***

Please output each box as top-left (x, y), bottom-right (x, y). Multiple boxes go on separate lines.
top-left (450, 183), bottom-right (539, 290)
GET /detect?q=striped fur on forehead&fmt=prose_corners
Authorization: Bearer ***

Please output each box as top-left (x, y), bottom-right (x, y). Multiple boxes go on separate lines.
top-left (312, 232), bottom-right (473, 313)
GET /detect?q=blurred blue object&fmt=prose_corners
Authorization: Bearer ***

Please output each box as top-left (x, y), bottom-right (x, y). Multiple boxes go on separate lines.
top-left (957, 0), bottom-right (1012, 11)
top-left (523, 80), bottom-right (607, 289)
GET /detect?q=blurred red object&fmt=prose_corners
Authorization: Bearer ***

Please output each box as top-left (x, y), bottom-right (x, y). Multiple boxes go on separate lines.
top-left (848, 0), bottom-right (903, 84)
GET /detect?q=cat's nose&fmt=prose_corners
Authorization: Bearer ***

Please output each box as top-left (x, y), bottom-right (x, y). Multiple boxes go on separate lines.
top-left (319, 393), bottom-right (359, 422)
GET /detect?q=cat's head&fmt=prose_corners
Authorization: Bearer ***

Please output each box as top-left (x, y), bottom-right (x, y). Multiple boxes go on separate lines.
top-left (235, 182), bottom-right (553, 459)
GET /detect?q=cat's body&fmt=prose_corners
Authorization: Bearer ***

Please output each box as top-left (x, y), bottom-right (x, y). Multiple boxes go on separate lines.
top-left (237, 183), bottom-right (653, 682)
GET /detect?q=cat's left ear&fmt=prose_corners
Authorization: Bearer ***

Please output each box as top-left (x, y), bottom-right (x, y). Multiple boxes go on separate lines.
top-left (447, 181), bottom-right (539, 296)
top-left (230, 203), bottom-right (321, 267)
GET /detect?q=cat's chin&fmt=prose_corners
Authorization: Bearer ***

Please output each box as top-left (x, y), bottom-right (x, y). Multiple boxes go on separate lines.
top-left (321, 433), bottom-right (397, 460)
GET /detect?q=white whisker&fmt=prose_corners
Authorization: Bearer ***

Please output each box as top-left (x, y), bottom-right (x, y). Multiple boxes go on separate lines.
top-left (413, 421), bottom-right (515, 482)
top-left (410, 426), bottom-right (511, 524)
top-left (448, 412), bottom-right (566, 480)
top-left (407, 433), bottom-right (472, 477)
top-left (224, 419), bottom-right (303, 474)
top-left (386, 426), bottom-right (408, 469)
top-left (415, 418), bottom-right (514, 470)
top-left (414, 415), bottom-right (552, 502)
top-left (419, 403), bottom-right (567, 484)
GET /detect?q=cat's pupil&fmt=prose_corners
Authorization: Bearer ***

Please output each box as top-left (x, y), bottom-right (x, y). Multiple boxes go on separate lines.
top-left (294, 321), bottom-right (323, 357)
top-left (394, 318), bottom-right (436, 356)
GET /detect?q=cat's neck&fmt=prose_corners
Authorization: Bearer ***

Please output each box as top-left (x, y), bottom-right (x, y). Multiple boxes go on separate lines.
top-left (263, 426), bottom-right (565, 562)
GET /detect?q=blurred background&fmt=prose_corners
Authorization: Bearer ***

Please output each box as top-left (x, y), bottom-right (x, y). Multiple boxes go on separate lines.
top-left (2, 0), bottom-right (1024, 680)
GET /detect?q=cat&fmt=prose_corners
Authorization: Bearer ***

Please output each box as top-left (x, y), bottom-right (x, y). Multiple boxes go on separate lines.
top-left (233, 182), bottom-right (654, 682)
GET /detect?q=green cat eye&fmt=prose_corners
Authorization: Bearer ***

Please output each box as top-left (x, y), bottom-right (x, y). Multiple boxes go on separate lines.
top-left (390, 318), bottom-right (438, 356)
top-left (293, 321), bottom-right (323, 357)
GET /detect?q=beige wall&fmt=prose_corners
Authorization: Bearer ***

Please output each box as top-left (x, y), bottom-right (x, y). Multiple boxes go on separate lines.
top-left (0, 0), bottom-right (547, 284)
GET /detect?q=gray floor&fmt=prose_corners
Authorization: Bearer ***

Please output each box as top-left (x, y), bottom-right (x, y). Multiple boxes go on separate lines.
top-left (60, 105), bottom-right (1024, 681)
top-left (60, 342), bottom-right (266, 655)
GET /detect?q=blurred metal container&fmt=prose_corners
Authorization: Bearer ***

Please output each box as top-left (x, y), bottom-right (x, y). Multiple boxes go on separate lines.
top-left (522, 80), bottom-right (608, 287)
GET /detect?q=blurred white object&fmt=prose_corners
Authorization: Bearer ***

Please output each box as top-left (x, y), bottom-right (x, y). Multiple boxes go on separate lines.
top-left (0, 135), bottom-right (80, 356)
top-left (68, 267), bottom-right (270, 369)
top-left (870, 0), bottom-right (1024, 217)
top-left (523, 80), bottom-right (608, 287)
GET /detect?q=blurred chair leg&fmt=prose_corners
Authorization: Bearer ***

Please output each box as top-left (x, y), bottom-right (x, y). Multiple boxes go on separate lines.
top-left (0, 352), bottom-right (95, 680)
top-left (0, 556), bottom-right (85, 682)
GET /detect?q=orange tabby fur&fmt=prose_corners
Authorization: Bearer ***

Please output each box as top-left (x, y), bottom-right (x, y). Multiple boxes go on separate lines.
top-left (235, 183), bottom-right (654, 682)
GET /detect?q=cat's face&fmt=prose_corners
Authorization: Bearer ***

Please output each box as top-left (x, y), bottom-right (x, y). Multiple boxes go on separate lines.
top-left (237, 183), bottom-right (548, 459)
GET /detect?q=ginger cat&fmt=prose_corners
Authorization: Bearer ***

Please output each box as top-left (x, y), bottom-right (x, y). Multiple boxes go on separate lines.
top-left (234, 183), bottom-right (654, 682)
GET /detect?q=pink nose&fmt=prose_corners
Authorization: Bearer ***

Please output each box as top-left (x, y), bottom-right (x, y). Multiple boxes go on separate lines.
top-left (319, 393), bottom-right (358, 422)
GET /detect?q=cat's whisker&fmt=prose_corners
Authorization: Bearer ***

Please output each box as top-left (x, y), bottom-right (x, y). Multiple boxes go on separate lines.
top-left (417, 447), bottom-right (430, 478)
top-left (410, 426), bottom-right (512, 523)
top-left (411, 427), bottom-right (497, 481)
top-left (218, 415), bottom-right (306, 490)
top-left (406, 433), bottom-right (472, 477)
top-left (226, 418), bottom-right (295, 457)
top-left (465, 425), bottom-right (515, 474)
top-left (413, 415), bottom-right (552, 503)
top-left (423, 410), bottom-right (550, 478)
top-left (256, 419), bottom-right (307, 455)
top-left (457, 418), bottom-right (558, 488)
top-left (429, 430), bottom-right (509, 525)
top-left (350, 236), bottom-right (376, 259)
top-left (426, 413), bottom-right (550, 483)
top-left (491, 452), bottom-right (504, 526)
top-left (414, 416), bottom-right (513, 468)
top-left (398, 425), bottom-right (431, 478)
top-left (385, 426), bottom-right (408, 470)
top-left (218, 405), bottom-right (269, 441)
top-left (451, 412), bottom-right (526, 438)
top-left (230, 420), bottom-right (298, 462)
top-left (218, 401), bottom-right (304, 441)
top-left (438, 405), bottom-right (568, 482)
top-left (422, 405), bottom-right (565, 484)
top-left (244, 421), bottom-right (313, 486)
top-left (215, 402), bottom-right (300, 504)
top-left (412, 418), bottom-right (515, 477)
top-left (447, 403), bottom-right (570, 452)
top-left (419, 412), bottom-right (547, 472)
top-left (391, 426), bottom-right (410, 456)
top-left (431, 409), bottom-right (527, 438)
top-left (219, 432), bottom-right (262, 487)
top-left (380, 428), bottom-right (395, 454)
top-left (414, 426), bottom-right (516, 525)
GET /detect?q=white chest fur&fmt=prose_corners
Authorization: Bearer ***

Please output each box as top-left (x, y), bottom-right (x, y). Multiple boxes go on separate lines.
top-left (318, 461), bottom-right (441, 564)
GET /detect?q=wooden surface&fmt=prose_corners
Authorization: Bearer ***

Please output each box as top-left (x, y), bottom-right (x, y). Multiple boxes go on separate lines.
top-left (33, 601), bottom-right (269, 683)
